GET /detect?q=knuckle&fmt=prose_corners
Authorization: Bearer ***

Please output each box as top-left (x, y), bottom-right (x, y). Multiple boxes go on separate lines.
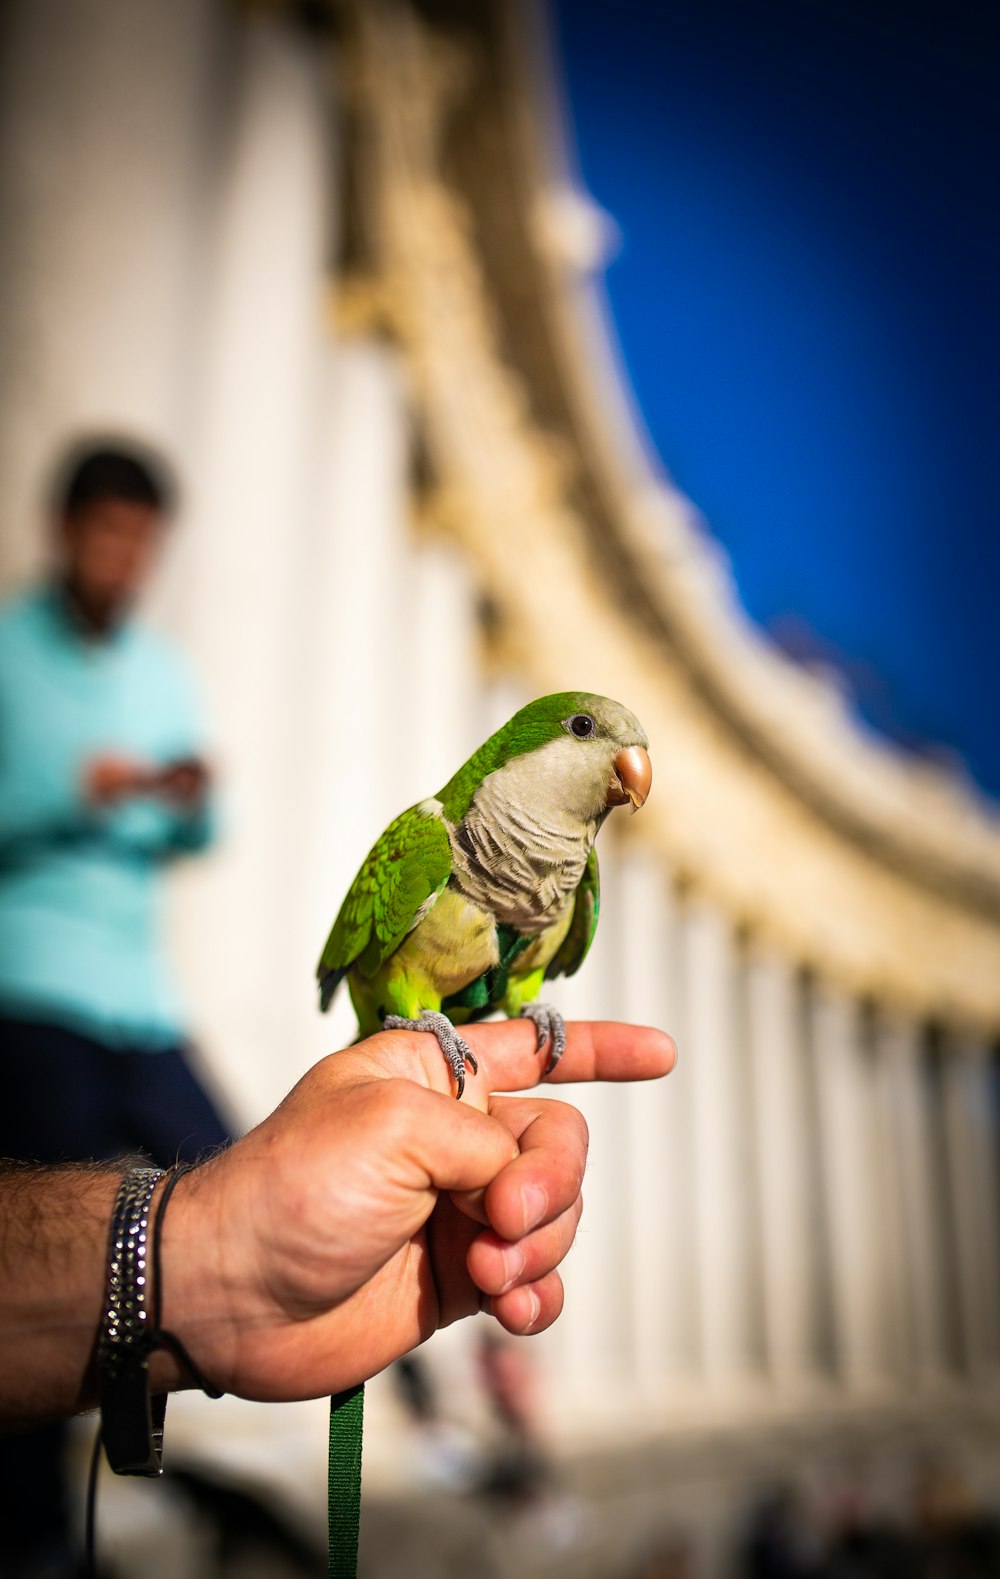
top-left (360, 1076), bottom-right (427, 1152)
top-left (374, 1077), bottom-right (422, 1127)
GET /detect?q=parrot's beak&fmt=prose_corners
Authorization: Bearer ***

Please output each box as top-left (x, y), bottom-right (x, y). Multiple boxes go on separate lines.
top-left (606, 745), bottom-right (652, 814)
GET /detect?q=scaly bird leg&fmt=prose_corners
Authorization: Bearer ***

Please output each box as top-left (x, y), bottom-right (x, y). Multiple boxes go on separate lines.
top-left (519, 1002), bottom-right (567, 1075)
top-left (381, 1010), bottom-right (479, 1100)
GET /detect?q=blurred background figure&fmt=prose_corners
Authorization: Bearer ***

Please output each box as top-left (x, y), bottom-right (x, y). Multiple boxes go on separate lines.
top-left (908, 1458), bottom-right (1000, 1579)
top-left (0, 440), bottom-right (231, 1579)
top-left (627, 1532), bottom-right (697, 1579)
top-left (390, 1354), bottom-right (481, 1491)
top-left (474, 1328), bottom-right (587, 1562)
top-left (475, 1327), bottom-right (552, 1508)
top-left (740, 1485), bottom-right (823, 1579)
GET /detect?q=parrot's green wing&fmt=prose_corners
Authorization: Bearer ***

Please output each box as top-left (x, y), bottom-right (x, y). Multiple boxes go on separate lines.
top-left (544, 845), bottom-right (600, 980)
top-left (317, 802), bottom-right (453, 1010)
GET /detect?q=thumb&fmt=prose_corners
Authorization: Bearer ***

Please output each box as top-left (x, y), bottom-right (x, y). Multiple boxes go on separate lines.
top-left (387, 1081), bottom-right (520, 1199)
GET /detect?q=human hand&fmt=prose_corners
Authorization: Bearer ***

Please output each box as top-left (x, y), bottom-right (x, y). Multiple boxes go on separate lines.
top-left (154, 1020), bottom-right (675, 1403)
top-left (81, 754), bottom-right (157, 805)
top-left (147, 755), bottom-right (211, 808)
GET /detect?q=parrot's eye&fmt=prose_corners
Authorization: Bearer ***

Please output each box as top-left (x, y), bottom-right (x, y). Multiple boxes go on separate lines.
top-left (566, 713), bottom-right (596, 739)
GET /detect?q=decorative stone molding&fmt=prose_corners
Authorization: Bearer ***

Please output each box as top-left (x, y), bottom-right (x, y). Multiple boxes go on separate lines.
top-left (330, 0), bottom-right (1000, 1030)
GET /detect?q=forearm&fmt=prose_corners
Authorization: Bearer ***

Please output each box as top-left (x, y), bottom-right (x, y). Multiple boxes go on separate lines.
top-left (0, 776), bottom-right (97, 854)
top-left (0, 1163), bottom-right (123, 1429)
top-left (0, 1162), bottom-right (227, 1430)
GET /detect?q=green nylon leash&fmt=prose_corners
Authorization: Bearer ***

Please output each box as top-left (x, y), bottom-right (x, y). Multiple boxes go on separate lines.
top-left (328, 1383), bottom-right (365, 1578)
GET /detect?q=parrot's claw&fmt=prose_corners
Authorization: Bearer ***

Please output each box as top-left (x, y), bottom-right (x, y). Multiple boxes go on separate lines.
top-left (382, 1010), bottom-right (478, 1099)
top-left (519, 1002), bottom-right (567, 1075)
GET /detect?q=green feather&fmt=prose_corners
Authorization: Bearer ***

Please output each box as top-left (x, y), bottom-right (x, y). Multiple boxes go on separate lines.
top-left (441, 924), bottom-right (533, 1018)
top-left (317, 803), bottom-right (452, 1009)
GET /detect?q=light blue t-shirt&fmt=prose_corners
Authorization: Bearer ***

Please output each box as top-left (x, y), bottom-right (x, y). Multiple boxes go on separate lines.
top-left (0, 587), bottom-right (215, 1048)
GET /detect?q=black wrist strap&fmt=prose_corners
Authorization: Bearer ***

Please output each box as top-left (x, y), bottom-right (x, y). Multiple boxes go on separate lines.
top-left (146, 1163), bottom-right (224, 1400)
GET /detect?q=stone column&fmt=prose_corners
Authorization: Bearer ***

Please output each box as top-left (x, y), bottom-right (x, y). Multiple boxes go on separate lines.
top-left (878, 1017), bottom-right (951, 1384)
top-left (869, 1020), bottom-right (914, 1383)
top-left (747, 950), bottom-right (818, 1391)
top-left (404, 539), bottom-right (481, 794)
top-left (618, 851), bottom-right (697, 1394)
top-left (482, 676), bottom-right (530, 733)
top-left (289, 338), bottom-right (413, 1069)
top-left (163, 14), bottom-right (337, 1121)
top-left (683, 901), bottom-right (759, 1391)
top-left (941, 1036), bottom-right (1000, 1381)
top-left (811, 987), bottom-right (883, 1388)
top-left (0, 0), bottom-right (220, 586)
top-left (542, 837), bottom-right (633, 1400)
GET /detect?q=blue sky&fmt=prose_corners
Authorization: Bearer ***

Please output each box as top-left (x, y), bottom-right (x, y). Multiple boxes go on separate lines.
top-left (553, 0), bottom-right (1000, 799)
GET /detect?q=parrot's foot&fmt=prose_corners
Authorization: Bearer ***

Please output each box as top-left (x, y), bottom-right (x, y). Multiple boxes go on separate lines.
top-left (519, 1002), bottom-right (567, 1075)
top-left (382, 1010), bottom-right (478, 1100)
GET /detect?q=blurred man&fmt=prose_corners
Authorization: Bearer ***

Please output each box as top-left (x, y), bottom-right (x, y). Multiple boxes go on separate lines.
top-left (0, 440), bottom-right (231, 1578)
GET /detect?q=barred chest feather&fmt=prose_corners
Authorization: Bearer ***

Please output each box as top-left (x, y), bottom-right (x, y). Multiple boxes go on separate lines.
top-left (446, 748), bottom-right (602, 936)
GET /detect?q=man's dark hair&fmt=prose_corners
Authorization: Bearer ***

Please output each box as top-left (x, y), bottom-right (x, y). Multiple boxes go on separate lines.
top-left (53, 441), bottom-right (176, 520)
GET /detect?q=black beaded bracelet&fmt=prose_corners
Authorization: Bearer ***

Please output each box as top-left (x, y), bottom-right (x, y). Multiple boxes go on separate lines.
top-left (98, 1166), bottom-right (166, 1475)
top-left (98, 1163), bottom-right (222, 1476)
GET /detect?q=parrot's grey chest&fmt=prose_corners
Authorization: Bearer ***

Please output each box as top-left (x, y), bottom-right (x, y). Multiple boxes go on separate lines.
top-left (447, 756), bottom-right (599, 936)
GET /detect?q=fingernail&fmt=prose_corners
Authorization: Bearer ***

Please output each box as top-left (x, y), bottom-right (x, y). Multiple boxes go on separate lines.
top-left (500, 1244), bottom-right (525, 1290)
top-left (524, 1288), bottom-right (541, 1329)
top-left (521, 1184), bottom-right (548, 1233)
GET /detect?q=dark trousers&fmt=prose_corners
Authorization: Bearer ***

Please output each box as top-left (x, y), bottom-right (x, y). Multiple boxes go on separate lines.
top-left (0, 1017), bottom-right (233, 1573)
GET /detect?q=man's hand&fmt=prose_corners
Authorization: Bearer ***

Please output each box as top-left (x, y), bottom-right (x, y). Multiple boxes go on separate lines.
top-left (155, 1020), bottom-right (675, 1404)
top-left (81, 754), bottom-right (156, 805)
top-left (0, 1022), bottom-right (674, 1426)
top-left (148, 755), bottom-right (211, 808)
top-left (82, 753), bottom-right (211, 809)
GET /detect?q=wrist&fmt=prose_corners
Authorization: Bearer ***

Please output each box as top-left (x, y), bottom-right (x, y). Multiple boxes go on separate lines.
top-left (147, 1157), bottom-right (235, 1397)
top-left (98, 1165), bottom-right (168, 1473)
top-left (97, 1162), bottom-right (229, 1473)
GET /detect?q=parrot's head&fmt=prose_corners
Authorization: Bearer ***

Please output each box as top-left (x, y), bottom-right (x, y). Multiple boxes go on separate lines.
top-left (443, 691), bottom-right (651, 828)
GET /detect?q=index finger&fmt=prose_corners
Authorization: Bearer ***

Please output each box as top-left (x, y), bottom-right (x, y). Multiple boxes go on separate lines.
top-left (461, 1018), bottom-right (677, 1094)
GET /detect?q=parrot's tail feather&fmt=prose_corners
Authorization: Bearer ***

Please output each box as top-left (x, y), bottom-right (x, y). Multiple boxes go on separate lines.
top-left (318, 964), bottom-right (346, 1013)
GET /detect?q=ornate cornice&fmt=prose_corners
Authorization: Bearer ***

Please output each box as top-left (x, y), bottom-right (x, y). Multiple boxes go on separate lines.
top-left (331, 0), bottom-right (1000, 1029)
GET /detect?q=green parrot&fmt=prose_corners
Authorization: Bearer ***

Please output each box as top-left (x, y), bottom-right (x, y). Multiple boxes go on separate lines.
top-left (316, 691), bottom-right (651, 1096)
